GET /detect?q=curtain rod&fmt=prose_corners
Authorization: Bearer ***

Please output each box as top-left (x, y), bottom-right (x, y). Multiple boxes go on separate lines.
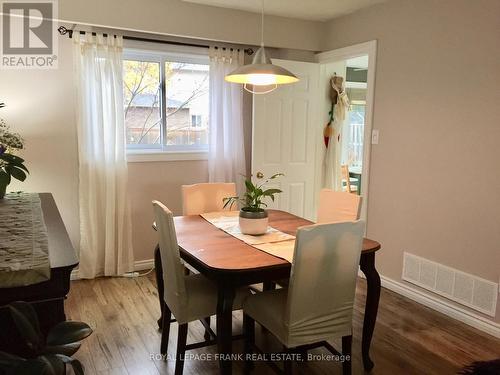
top-left (57, 26), bottom-right (254, 55)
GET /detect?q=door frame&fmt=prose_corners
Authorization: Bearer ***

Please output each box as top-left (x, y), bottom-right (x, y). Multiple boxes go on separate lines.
top-left (315, 40), bottom-right (377, 222)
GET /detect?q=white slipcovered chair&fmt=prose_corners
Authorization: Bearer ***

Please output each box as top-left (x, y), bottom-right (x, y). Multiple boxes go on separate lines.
top-left (274, 190), bottom-right (362, 290)
top-left (181, 182), bottom-right (237, 215)
top-left (153, 201), bottom-right (249, 375)
top-left (243, 221), bottom-right (365, 375)
top-left (316, 189), bottom-right (362, 223)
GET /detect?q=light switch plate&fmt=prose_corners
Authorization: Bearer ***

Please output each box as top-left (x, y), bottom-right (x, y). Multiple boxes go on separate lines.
top-left (371, 129), bottom-right (379, 144)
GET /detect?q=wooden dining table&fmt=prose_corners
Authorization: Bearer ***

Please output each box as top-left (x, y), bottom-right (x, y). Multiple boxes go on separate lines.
top-left (153, 209), bottom-right (381, 374)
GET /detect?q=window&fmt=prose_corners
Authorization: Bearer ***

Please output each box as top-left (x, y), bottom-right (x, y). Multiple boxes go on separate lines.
top-left (191, 114), bottom-right (202, 127)
top-left (342, 85), bottom-right (366, 169)
top-left (346, 103), bottom-right (365, 168)
top-left (123, 49), bottom-right (209, 153)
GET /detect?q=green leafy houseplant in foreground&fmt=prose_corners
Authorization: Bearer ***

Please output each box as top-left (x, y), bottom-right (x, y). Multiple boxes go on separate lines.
top-left (223, 173), bottom-right (284, 235)
top-left (0, 104), bottom-right (29, 199)
top-left (0, 301), bottom-right (93, 375)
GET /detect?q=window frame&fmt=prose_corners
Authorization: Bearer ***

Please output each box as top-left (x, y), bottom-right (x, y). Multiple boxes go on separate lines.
top-left (123, 47), bottom-right (210, 161)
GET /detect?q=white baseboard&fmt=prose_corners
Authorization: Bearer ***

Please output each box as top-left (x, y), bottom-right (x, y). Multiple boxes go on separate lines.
top-left (71, 258), bottom-right (155, 280)
top-left (378, 274), bottom-right (500, 339)
top-left (134, 259), bottom-right (155, 271)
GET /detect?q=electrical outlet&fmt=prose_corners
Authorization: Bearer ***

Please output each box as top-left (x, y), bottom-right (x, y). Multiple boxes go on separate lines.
top-left (371, 129), bottom-right (379, 144)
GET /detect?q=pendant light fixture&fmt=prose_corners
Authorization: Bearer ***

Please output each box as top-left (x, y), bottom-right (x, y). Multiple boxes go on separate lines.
top-left (225, 0), bottom-right (299, 94)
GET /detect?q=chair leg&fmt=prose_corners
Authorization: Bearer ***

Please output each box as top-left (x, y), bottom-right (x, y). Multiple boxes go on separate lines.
top-left (283, 346), bottom-right (293, 375)
top-left (154, 245), bottom-right (164, 330)
top-left (160, 302), bottom-right (172, 355)
top-left (342, 335), bottom-right (352, 375)
top-left (175, 323), bottom-right (188, 375)
top-left (203, 317), bottom-right (211, 341)
top-left (243, 314), bottom-right (255, 373)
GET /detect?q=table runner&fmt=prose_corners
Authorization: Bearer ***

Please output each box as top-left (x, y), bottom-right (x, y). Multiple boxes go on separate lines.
top-left (200, 211), bottom-right (296, 262)
top-left (0, 192), bottom-right (50, 287)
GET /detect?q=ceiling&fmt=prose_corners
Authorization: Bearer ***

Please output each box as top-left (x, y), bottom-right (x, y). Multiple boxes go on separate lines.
top-left (182, 0), bottom-right (387, 22)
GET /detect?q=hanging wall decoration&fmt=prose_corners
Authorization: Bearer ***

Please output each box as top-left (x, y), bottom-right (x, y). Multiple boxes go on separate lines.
top-left (322, 74), bottom-right (350, 190)
top-left (323, 74), bottom-right (349, 148)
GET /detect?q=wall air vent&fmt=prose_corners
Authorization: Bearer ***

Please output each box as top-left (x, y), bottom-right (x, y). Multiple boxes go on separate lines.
top-left (402, 252), bottom-right (498, 317)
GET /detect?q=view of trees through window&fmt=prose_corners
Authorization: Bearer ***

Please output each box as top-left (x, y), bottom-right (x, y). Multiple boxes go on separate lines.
top-left (346, 104), bottom-right (365, 168)
top-left (343, 86), bottom-right (366, 168)
top-left (123, 55), bottom-right (209, 150)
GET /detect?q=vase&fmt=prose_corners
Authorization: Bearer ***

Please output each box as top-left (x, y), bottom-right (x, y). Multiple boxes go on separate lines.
top-left (0, 182), bottom-right (6, 199)
top-left (239, 209), bottom-right (269, 235)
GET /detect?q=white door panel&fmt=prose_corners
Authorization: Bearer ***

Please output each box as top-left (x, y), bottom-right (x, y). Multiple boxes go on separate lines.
top-left (252, 59), bottom-right (320, 220)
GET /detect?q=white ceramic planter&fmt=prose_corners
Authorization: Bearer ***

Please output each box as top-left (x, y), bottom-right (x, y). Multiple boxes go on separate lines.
top-left (239, 209), bottom-right (269, 235)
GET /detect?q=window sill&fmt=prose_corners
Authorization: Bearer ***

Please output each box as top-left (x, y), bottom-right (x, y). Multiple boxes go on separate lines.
top-left (127, 150), bottom-right (208, 163)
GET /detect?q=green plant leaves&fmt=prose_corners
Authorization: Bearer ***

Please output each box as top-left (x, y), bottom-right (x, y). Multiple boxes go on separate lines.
top-left (39, 354), bottom-right (65, 375)
top-left (0, 153), bottom-right (24, 164)
top-left (6, 166), bottom-right (27, 181)
top-left (46, 321), bottom-right (93, 346)
top-left (222, 196), bottom-right (241, 210)
top-left (244, 179), bottom-right (255, 193)
top-left (269, 173), bottom-right (285, 179)
top-left (0, 170), bottom-right (10, 184)
top-left (2, 302), bottom-right (91, 374)
top-left (8, 302), bottom-right (43, 352)
top-left (14, 162), bottom-right (29, 173)
top-left (262, 188), bottom-right (282, 195)
top-left (54, 354), bottom-right (84, 375)
top-left (44, 342), bottom-right (81, 357)
top-left (0, 153), bottom-right (29, 182)
top-left (223, 174), bottom-right (284, 211)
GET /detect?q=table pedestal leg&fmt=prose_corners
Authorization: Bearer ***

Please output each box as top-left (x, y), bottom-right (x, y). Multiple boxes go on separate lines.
top-left (359, 252), bottom-right (381, 371)
top-left (216, 285), bottom-right (236, 375)
top-left (154, 244), bottom-right (164, 329)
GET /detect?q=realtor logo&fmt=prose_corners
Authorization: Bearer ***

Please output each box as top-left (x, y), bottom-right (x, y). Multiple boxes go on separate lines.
top-left (1, 0), bottom-right (58, 69)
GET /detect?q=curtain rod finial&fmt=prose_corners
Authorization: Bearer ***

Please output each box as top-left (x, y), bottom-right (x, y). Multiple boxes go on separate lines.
top-left (57, 25), bottom-right (74, 38)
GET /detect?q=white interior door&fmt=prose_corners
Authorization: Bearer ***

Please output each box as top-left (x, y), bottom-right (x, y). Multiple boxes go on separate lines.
top-left (252, 59), bottom-right (320, 220)
top-left (316, 41), bottom-right (378, 222)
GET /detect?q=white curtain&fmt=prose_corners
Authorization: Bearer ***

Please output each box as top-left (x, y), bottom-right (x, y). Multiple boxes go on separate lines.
top-left (73, 33), bottom-right (134, 278)
top-left (208, 47), bottom-right (246, 195)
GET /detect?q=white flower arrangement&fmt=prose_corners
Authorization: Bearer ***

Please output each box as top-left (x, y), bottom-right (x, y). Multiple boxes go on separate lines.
top-left (0, 103), bottom-right (29, 198)
top-left (0, 119), bottom-right (24, 168)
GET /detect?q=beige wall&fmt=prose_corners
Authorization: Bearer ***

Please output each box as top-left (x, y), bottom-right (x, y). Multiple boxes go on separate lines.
top-left (321, 0), bottom-right (500, 323)
top-left (128, 160), bottom-right (208, 260)
top-left (1, 38), bottom-right (80, 248)
top-left (59, 0), bottom-right (323, 52)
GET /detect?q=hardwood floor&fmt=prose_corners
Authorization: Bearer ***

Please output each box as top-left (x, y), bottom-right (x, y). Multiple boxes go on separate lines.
top-left (65, 274), bottom-right (500, 375)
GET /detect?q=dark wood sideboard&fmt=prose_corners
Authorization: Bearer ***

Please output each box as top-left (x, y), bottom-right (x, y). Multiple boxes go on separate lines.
top-left (0, 193), bottom-right (78, 354)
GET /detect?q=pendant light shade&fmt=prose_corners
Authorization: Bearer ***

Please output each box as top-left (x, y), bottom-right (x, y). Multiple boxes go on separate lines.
top-left (225, 46), bottom-right (299, 93)
top-left (224, 0), bottom-right (299, 94)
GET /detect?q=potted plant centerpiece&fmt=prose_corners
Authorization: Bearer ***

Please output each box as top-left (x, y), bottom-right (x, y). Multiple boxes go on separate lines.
top-left (223, 173), bottom-right (283, 235)
top-left (0, 103), bottom-right (29, 199)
